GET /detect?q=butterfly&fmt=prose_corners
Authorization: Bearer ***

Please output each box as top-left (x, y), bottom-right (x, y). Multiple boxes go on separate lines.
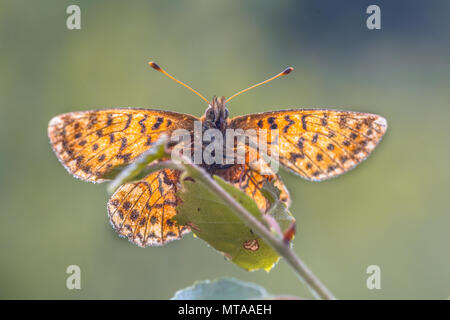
top-left (48, 62), bottom-right (387, 247)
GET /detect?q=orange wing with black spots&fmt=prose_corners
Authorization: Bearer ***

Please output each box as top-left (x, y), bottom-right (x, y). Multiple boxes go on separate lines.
top-left (216, 163), bottom-right (290, 213)
top-left (48, 108), bottom-right (197, 182)
top-left (215, 144), bottom-right (291, 212)
top-left (231, 109), bottom-right (387, 181)
top-left (107, 168), bottom-right (189, 246)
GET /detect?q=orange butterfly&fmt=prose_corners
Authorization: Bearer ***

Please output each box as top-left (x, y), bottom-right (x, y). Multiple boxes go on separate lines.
top-left (48, 62), bottom-right (387, 247)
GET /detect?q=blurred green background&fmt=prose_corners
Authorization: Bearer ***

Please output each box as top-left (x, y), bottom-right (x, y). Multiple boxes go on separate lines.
top-left (1, 0), bottom-right (449, 299)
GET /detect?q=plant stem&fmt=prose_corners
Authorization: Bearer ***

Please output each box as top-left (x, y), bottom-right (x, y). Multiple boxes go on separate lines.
top-left (109, 146), bottom-right (337, 300)
top-left (178, 160), bottom-right (337, 300)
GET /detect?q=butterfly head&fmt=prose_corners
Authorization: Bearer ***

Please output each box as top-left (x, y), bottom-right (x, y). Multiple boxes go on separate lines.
top-left (203, 95), bottom-right (229, 131)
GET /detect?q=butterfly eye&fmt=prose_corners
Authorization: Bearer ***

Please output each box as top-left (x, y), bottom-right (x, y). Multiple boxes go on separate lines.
top-left (205, 106), bottom-right (215, 122)
top-left (223, 108), bottom-right (229, 119)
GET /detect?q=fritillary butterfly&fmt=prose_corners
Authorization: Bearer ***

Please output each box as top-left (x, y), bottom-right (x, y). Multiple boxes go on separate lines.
top-left (48, 62), bottom-right (387, 247)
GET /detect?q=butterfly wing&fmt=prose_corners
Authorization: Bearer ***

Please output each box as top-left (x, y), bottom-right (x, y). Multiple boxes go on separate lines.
top-left (230, 109), bottom-right (387, 181)
top-left (215, 142), bottom-right (291, 212)
top-left (216, 164), bottom-right (290, 213)
top-left (48, 108), bottom-right (198, 182)
top-left (107, 168), bottom-right (189, 246)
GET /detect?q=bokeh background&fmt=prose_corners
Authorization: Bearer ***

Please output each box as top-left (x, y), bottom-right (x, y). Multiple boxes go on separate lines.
top-left (1, 0), bottom-right (449, 299)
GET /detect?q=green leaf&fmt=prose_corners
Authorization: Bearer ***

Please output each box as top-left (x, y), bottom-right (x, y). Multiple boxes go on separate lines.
top-left (174, 172), bottom-right (294, 271)
top-left (171, 278), bottom-right (270, 300)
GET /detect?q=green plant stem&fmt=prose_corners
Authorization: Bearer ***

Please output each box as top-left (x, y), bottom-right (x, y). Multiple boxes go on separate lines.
top-left (174, 158), bottom-right (337, 300)
top-left (111, 150), bottom-right (337, 300)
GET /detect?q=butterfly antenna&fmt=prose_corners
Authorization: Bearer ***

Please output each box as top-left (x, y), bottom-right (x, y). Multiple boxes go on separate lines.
top-left (226, 67), bottom-right (294, 103)
top-left (148, 61), bottom-right (209, 104)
